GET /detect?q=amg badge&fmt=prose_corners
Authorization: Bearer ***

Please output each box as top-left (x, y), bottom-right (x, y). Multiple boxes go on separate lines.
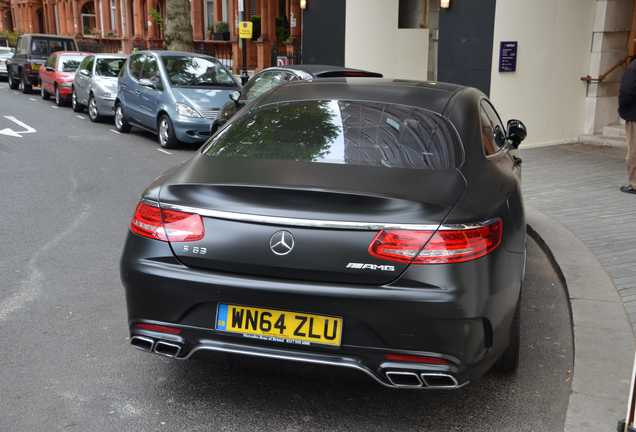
top-left (346, 263), bottom-right (396, 272)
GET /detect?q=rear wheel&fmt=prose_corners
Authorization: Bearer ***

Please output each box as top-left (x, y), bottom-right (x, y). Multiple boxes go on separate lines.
top-left (54, 86), bottom-right (64, 106)
top-left (41, 84), bottom-right (49, 100)
top-left (114, 103), bottom-right (131, 133)
top-left (71, 90), bottom-right (83, 112)
top-left (8, 70), bottom-right (19, 89)
top-left (158, 114), bottom-right (179, 148)
top-left (493, 299), bottom-right (521, 373)
top-left (88, 94), bottom-right (101, 122)
top-left (22, 76), bottom-right (31, 94)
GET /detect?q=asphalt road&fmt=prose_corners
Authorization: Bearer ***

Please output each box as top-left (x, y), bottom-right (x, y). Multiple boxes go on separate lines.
top-left (0, 82), bottom-right (573, 432)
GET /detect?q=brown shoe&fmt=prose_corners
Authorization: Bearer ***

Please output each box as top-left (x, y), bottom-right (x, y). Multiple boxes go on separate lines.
top-left (620, 185), bottom-right (636, 194)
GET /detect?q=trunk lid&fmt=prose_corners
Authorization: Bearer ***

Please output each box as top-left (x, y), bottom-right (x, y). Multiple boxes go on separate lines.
top-left (158, 157), bottom-right (465, 285)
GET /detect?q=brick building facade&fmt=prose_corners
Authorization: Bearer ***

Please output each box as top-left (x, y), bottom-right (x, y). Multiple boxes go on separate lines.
top-left (0, 0), bottom-right (303, 71)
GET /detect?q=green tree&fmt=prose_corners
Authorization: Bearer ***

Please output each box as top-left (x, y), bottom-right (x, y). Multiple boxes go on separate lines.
top-left (164, 0), bottom-right (193, 51)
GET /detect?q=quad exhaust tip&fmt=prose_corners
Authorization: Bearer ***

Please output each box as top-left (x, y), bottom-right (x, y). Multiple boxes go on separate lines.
top-left (385, 371), bottom-right (460, 389)
top-left (153, 341), bottom-right (182, 358)
top-left (130, 336), bottom-right (154, 352)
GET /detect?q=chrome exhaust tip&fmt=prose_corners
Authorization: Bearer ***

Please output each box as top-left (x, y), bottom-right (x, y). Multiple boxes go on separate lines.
top-left (420, 373), bottom-right (460, 389)
top-left (385, 371), bottom-right (423, 388)
top-left (154, 341), bottom-right (182, 358)
top-left (130, 336), bottom-right (154, 352)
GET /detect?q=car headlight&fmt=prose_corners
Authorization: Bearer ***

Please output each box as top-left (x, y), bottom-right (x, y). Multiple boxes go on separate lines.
top-left (176, 103), bottom-right (202, 118)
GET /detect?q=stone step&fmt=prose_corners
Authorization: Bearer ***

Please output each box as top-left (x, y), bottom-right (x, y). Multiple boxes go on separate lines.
top-left (602, 123), bottom-right (626, 138)
top-left (579, 134), bottom-right (626, 148)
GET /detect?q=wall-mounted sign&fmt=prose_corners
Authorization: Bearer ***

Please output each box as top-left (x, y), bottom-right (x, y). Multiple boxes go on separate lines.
top-left (499, 41), bottom-right (518, 73)
top-left (239, 21), bottom-right (253, 39)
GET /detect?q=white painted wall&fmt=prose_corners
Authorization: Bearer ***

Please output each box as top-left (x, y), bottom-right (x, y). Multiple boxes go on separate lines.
top-left (489, 0), bottom-right (596, 147)
top-left (345, 0), bottom-right (429, 81)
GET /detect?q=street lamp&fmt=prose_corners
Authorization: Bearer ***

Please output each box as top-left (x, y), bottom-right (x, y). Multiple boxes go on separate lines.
top-left (300, 0), bottom-right (307, 10)
top-left (440, 0), bottom-right (450, 8)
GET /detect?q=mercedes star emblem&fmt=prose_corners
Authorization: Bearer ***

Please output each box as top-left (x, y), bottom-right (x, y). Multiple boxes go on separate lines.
top-left (269, 230), bottom-right (295, 256)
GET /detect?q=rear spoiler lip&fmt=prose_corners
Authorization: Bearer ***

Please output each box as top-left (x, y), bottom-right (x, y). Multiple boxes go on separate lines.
top-left (144, 198), bottom-right (495, 232)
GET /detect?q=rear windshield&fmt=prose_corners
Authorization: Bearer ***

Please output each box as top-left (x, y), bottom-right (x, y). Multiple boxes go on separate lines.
top-left (57, 55), bottom-right (84, 72)
top-left (31, 38), bottom-right (77, 57)
top-left (204, 100), bottom-right (461, 170)
top-left (96, 57), bottom-right (125, 77)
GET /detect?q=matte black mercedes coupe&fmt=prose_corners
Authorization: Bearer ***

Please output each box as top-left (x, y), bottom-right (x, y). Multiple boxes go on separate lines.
top-left (121, 78), bottom-right (528, 389)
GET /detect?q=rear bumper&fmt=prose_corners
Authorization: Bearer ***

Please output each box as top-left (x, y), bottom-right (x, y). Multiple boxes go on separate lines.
top-left (121, 233), bottom-right (523, 389)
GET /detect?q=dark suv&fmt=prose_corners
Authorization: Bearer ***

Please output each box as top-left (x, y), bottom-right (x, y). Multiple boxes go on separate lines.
top-left (7, 34), bottom-right (78, 93)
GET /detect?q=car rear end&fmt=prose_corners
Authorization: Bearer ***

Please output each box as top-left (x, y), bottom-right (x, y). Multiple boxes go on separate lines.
top-left (25, 36), bottom-right (78, 86)
top-left (121, 96), bottom-right (519, 389)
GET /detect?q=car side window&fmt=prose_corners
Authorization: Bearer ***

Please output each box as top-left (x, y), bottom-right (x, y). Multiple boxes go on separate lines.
top-left (244, 70), bottom-right (287, 101)
top-left (128, 54), bottom-right (144, 81)
top-left (85, 57), bottom-right (94, 76)
top-left (15, 37), bottom-right (23, 55)
top-left (78, 56), bottom-right (92, 75)
top-left (480, 100), bottom-right (507, 156)
top-left (141, 55), bottom-right (161, 88)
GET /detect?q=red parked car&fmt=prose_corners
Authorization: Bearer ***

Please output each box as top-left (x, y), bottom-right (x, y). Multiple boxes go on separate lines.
top-left (39, 51), bottom-right (90, 106)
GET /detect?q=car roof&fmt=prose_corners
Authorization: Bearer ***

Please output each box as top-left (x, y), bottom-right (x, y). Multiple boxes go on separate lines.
top-left (90, 53), bottom-right (127, 59)
top-left (22, 34), bottom-right (75, 39)
top-left (280, 64), bottom-right (382, 77)
top-left (258, 78), bottom-right (470, 115)
top-left (53, 51), bottom-right (92, 56)
top-left (140, 50), bottom-right (215, 59)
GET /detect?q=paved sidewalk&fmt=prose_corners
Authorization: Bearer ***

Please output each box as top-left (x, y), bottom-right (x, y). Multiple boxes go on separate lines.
top-left (522, 143), bottom-right (636, 333)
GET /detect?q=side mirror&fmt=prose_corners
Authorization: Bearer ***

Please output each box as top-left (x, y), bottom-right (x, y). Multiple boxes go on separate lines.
top-left (229, 90), bottom-right (241, 105)
top-left (79, 69), bottom-right (90, 77)
top-left (139, 78), bottom-right (157, 90)
top-left (507, 119), bottom-right (527, 149)
top-left (45, 66), bottom-right (54, 72)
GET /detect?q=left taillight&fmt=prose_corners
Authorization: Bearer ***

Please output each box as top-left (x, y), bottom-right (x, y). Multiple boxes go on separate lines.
top-left (129, 201), bottom-right (204, 242)
top-left (368, 219), bottom-right (503, 264)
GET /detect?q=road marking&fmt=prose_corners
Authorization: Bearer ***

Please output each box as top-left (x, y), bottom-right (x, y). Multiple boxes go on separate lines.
top-left (157, 149), bottom-right (173, 155)
top-left (0, 204), bottom-right (91, 323)
top-left (29, 97), bottom-right (37, 102)
top-left (76, 115), bottom-right (85, 120)
top-left (51, 105), bottom-right (58, 109)
top-left (109, 129), bottom-right (121, 135)
top-left (0, 116), bottom-right (37, 138)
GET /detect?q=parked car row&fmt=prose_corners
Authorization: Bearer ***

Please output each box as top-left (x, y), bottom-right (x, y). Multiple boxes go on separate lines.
top-left (5, 33), bottom-right (388, 149)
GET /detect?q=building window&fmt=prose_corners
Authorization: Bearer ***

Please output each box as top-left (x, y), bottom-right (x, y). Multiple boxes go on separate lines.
top-left (81, 1), bottom-right (97, 36)
top-left (205, 0), bottom-right (215, 39)
top-left (398, 0), bottom-right (428, 29)
top-left (110, 0), bottom-right (116, 33)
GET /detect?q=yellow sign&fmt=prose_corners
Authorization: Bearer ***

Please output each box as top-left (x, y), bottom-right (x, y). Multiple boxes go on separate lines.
top-left (239, 21), bottom-right (253, 39)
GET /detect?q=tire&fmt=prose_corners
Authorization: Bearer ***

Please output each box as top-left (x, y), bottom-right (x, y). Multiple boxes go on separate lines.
top-left (41, 84), bottom-right (49, 100)
top-left (54, 86), bottom-right (64, 106)
top-left (87, 94), bottom-right (101, 122)
top-left (157, 114), bottom-right (179, 149)
top-left (8, 71), bottom-right (19, 90)
top-left (493, 299), bottom-right (521, 373)
top-left (71, 90), bottom-right (83, 112)
top-left (114, 103), bottom-right (131, 133)
top-left (22, 76), bottom-right (31, 94)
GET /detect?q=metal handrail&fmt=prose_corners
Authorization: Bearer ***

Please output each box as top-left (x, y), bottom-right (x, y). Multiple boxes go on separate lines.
top-left (581, 55), bottom-right (634, 84)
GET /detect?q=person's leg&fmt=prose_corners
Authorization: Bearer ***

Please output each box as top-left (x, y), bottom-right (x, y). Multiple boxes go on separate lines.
top-left (621, 121), bottom-right (636, 194)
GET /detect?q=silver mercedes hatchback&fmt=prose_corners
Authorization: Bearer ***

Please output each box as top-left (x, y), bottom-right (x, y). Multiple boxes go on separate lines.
top-left (72, 53), bottom-right (127, 122)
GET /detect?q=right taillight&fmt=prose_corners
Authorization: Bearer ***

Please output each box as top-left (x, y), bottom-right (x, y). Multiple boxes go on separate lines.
top-left (129, 201), bottom-right (204, 242)
top-left (369, 219), bottom-right (502, 264)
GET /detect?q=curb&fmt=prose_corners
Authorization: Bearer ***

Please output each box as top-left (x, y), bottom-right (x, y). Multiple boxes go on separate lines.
top-left (526, 206), bottom-right (635, 432)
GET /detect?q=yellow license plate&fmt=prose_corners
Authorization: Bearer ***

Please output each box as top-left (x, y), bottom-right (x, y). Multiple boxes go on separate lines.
top-left (215, 304), bottom-right (343, 347)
